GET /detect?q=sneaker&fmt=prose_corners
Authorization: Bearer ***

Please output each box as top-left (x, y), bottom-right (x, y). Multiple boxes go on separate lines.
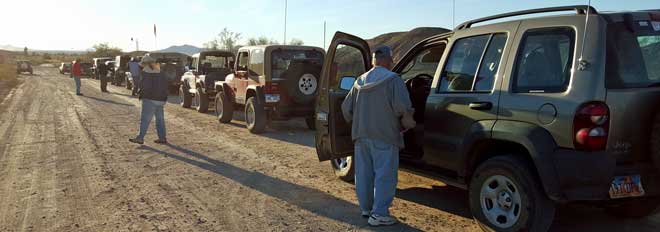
top-left (368, 214), bottom-right (398, 227)
top-left (128, 138), bottom-right (144, 145)
top-left (154, 139), bottom-right (168, 144)
top-left (361, 211), bottom-right (371, 218)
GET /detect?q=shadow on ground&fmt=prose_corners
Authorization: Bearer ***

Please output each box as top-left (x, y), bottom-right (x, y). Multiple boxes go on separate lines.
top-left (82, 95), bottom-right (135, 107)
top-left (140, 144), bottom-right (423, 231)
top-left (396, 185), bottom-right (472, 219)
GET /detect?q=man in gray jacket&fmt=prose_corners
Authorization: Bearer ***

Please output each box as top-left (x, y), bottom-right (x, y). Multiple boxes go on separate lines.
top-left (341, 45), bottom-right (415, 226)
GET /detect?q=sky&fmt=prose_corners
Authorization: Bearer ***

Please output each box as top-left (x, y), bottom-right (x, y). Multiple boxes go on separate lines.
top-left (0, 0), bottom-right (658, 52)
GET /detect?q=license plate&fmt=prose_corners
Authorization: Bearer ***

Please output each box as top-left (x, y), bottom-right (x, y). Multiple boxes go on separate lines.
top-left (609, 175), bottom-right (645, 199)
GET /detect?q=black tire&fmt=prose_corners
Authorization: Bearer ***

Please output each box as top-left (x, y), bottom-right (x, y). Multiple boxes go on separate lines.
top-left (469, 155), bottom-right (555, 232)
top-left (605, 197), bottom-right (660, 218)
top-left (179, 85), bottom-right (192, 108)
top-left (195, 88), bottom-right (209, 113)
top-left (331, 156), bottom-right (355, 182)
top-left (245, 97), bottom-right (266, 134)
top-left (650, 113), bottom-right (660, 171)
top-left (215, 92), bottom-right (233, 123)
top-left (305, 116), bottom-right (316, 130)
top-left (126, 78), bottom-right (132, 90)
top-left (282, 62), bottom-right (321, 105)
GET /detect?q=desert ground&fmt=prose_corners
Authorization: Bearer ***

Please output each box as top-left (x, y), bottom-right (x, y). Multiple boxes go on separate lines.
top-left (0, 66), bottom-right (658, 231)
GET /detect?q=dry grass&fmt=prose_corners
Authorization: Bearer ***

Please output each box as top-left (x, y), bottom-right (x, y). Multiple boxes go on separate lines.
top-left (0, 63), bottom-right (17, 81)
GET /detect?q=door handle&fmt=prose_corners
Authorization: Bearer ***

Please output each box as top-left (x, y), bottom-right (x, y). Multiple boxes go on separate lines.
top-left (469, 102), bottom-right (493, 110)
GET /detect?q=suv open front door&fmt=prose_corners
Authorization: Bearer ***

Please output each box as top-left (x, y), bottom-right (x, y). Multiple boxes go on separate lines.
top-left (315, 32), bottom-right (371, 161)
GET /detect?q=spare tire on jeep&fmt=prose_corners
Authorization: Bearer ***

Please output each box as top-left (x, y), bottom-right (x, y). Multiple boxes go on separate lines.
top-left (161, 63), bottom-right (178, 83)
top-left (282, 61), bottom-right (321, 105)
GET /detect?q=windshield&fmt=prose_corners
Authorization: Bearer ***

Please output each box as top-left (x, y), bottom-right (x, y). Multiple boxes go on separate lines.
top-left (606, 19), bottom-right (660, 88)
top-left (201, 55), bottom-right (233, 69)
top-left (271, 49), bottom-right (323, 79)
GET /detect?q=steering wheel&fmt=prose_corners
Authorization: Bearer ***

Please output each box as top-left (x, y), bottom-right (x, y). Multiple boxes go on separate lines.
top-left (406, 73), bottom-right (434, 90)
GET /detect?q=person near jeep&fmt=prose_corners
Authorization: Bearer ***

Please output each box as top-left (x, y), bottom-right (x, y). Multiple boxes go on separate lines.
top-left (98, 60), bottom-right (109, 92)
top-left (129, 54), bottom-right (169, 145)
top-left (128, 57), bottom-right (142, 96)
top-left (71, 59), bottom-right (83, 96)
top-left (341, 45), bottom-right (415, 226)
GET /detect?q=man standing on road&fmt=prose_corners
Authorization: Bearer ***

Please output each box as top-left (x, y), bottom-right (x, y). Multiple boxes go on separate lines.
top-left (341, 45), bottom-right (415, 227)
top-left (98, 60), bottom-right (108, 92)
top-left (71, 59), bottom-right (83, 96)
top-left (129, 54), bottom-right (168, 145)
top-left (128, 57), bottom-right (142, 96)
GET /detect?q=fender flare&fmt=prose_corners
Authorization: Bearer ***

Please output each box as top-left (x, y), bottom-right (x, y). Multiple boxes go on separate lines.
top-left (248, 85), bottom-right (265, 105)
top-left (489, 120), bottom-right (562, 200)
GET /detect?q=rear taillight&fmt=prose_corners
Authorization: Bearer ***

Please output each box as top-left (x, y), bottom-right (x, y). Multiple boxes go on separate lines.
top-left (265, 82), bottom-right (280, 93)
top-left (573, 102), bottom-right (610, 151)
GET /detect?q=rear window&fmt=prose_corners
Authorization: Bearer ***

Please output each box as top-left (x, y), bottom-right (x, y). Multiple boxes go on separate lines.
top-left (271, 50), bottom-right (323, 79)
top-left (606, 19), bottom-right (660, 88)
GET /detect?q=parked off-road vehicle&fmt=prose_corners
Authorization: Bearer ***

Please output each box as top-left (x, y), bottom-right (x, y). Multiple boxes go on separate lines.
top-left (16, 60), bottom-right (33, 74)
top-left (92, 57), bottom-right (113, 79)
top-left (213, 45), bottom-right (324, 133)
top-left (147, 52), bottom-right (190, 93)
top-left (112, 55), bottom-right (131, 86)
top-left (79, 62), bottom-right (93, 77)
top-left (59, 62), bottom-right (71, 74)
top-left (179, 50), bottom-right (235, 113)
top-left (316, 6), bottom-right (660, 232)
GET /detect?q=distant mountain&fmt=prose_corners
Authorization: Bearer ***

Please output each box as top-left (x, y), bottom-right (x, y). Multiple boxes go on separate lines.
top-left (158, 45), bottom-right (202, 55)
top-left (0, 45), bottom-right (24, 52)
top-left (367, 27), bottom-right (450, 62)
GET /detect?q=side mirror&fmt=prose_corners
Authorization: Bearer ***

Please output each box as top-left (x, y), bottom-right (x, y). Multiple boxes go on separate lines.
top-left (339, 76), bottom-right (356, 91)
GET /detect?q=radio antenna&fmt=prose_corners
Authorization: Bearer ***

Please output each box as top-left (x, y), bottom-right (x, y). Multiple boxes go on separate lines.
top-left (578, 0), bottom-right (592, 71)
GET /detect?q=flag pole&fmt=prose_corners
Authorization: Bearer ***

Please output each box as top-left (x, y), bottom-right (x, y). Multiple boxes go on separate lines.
top-left (153, 24), bottom-right (158, 50)
top-left (284, 0), bottom-right (287, 45)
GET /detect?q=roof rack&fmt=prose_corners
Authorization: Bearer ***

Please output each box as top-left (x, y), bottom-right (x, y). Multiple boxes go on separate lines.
top-left (455, 5), bottom-right (598, 30)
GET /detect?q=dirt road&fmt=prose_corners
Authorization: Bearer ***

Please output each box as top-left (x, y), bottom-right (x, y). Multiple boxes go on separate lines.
top-left (0, 67), bottom-right (657, 231)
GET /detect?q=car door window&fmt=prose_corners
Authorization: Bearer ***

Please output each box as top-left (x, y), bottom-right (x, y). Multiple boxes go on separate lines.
top-left (237, 52), bottom-right (249, 72)
top-left (331, 44), bottom-right (366, 88)
top-left (400, 45), bottom-right (445, 81)
top-left (440, 35), bottom-right (490, 92)
top-left (513, 27), bottom-right (575, 93)
top-left (474, 33), bottom-right (507, 91)
top-left (439, 33), bottom-right (508, 92)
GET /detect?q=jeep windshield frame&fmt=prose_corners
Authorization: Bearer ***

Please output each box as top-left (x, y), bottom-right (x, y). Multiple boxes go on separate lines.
top-left (605, 13), bottom-right (660, 89)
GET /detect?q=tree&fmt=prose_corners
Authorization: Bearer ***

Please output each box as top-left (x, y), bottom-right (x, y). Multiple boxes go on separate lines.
top-left (289, 38), bottom-right (304, 46)
top-left (91, 43), bottom-right (122, 57)
top-left (24, 47), bottom-right (28, 56)
top-left (247, 37), bottom-right (278, 46)
top-left (205, 28), bottom-right (242, 52)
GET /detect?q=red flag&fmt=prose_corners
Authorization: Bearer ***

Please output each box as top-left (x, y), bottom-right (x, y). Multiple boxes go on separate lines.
top-left (153, 24), bottom-right (157, 37)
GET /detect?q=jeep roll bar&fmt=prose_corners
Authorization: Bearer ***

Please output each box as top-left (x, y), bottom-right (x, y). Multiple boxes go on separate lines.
top-left (455, 5), bottom-right (598, 30)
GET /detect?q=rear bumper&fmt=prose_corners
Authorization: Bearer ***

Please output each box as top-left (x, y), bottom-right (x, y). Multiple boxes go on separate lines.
top-left (552, 149), bottom-right (660, 201)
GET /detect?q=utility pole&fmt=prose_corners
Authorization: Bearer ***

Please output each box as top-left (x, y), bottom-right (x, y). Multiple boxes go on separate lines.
top-left (284, 0), bottom-right (288, 45)
top-left (452, 0), bottom-right (456, 28)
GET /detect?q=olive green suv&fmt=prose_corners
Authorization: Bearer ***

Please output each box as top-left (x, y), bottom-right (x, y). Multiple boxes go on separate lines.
top-left (315, 5), bottom-right (660, 232)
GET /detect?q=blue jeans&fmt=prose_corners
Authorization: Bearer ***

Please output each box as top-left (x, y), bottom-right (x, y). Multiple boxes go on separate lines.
top-left (354, 138), bottom-right (399, 216)
top-left (131, 75), bottom-right (141, 95)
top-left (73, 76), bottom-right (81, 94)
top-left (136, 99), bottom-right (167, 141)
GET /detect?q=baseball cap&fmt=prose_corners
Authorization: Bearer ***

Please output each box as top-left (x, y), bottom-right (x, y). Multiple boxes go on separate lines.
top-left (373, 45), bottom-right (393, 60)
